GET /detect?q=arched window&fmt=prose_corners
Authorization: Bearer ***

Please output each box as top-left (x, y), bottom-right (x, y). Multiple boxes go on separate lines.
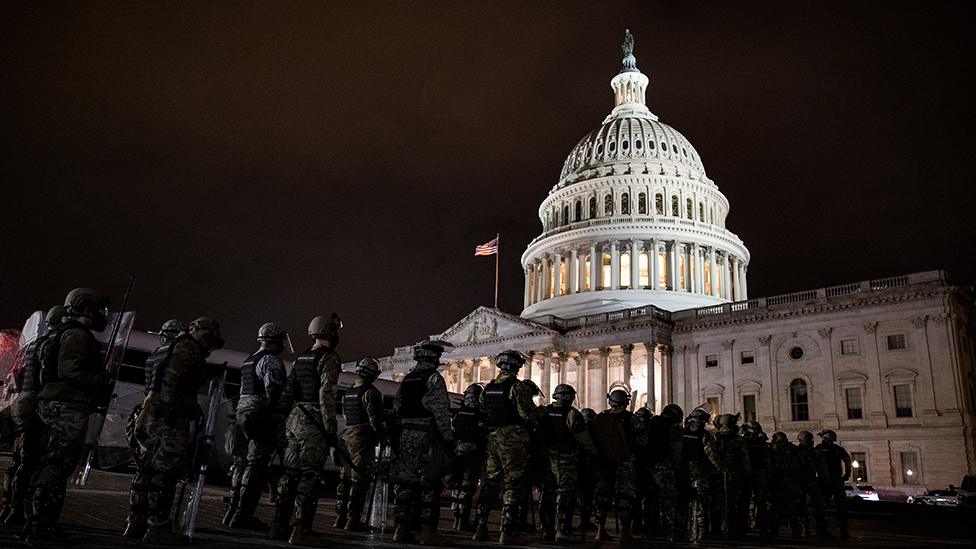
top-left (601, 253), bottom-right (612, 289)
top-left (575, 200), bottom-right (582, 221)
top-left (620, 252), bottom-right (631, 288)
top-left (655, 194), bottom-right (664, 215)
top-left (790, 379), bottom-right (809, 421)
top-left (562, 204), bottom-right (570, 226)
top-left (671, 196), bottom-right (679, 216)
top-left (638, 192), bottom-right (647, 214)
top-left (604, 194), bottom-right (614, 216)
top-left (686, 198), bottom-right (693, 219)
top-left (621, 193), bottom-right (630, 214)
top-left (589, 196), bottom-right (597, 218)
top-left (559, 262), bottom-right (567, 294)
top-left (699, 202), bottom-right (705, 222)
top-left (583, 257), bottom-right (591, 290)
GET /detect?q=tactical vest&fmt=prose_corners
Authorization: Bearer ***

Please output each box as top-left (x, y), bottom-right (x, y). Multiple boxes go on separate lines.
top-left (681, 432), bottom-right (706, 464)
top-left (38, 323), bottom-right (75, 387)
top-left (144, 336), bottom-right (188, 393)
top-left (398, 368), bottom-right (435, 419)
top-left (343, 385), bottom-right (367, 426)
top-left (240, 349), bottom-right (274, 397)
top-left (746, 439), bottom-right (768, 471)
top-left (484, 376), bottom-right (519, 428)
top-left (19, 338), bottom-right (44, 393)
top-left (816, 443), bottom-right (843, 481)
top-left (292, 346), bottom-right (332, 404)
top-left (544, 404), bottom-right (575, 448)
top-left (453, 406), bottom-right (480, 442)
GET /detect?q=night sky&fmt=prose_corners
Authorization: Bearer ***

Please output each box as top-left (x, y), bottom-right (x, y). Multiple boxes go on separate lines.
top-left (2, 2), bottom-right (973, 360)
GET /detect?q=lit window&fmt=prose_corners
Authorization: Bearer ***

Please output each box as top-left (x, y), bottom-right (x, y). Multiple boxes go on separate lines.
top-left (705, 354), bottom-right (719, 368)
top-left (740, 350), bottom-right (755, 365)
top-left (548, 263), bottom-right (555, 298)
top-left (605, 194), bottom-right (613, 216)
top-left (704, 261), bottom-right (711, 294)
top-left (621, 193), bottom-right (630, 214)
top-left (845, 387), bottom-right (863, 419)
top-left (671, 196), bottom-right (679, 216)
top-left (638, 192), bottom-right (647, 214)
top-left (851, 451), bottom-right (868, 482)
top-left (678, 254), bottom-right (685, 289)
top-left (894, 384), bottom-right (913, 417)
top-left (707, 397), bottom-right (719, 420)
top-left (559, 262), bottom-right (567, 295)
top-left (887, 333), bottom-right (906, 351)
top-left (584, 258), bottom-right (591, 290)
top-left (900, 452), bottom-right (919, 484)
top-left (841, 338), bottom-right (859, 355)
top-left (638, 252), bottom-right (649, 288)
top-left (655, 194), bottom-right (664, 215)
top-left (790, 379), bottom-right (809, 421)
top-left (742, 394), bottom-right (756, 422)
top-left (601, 253), bottom-right (611, 289)
top-left (657, 251), bottom-right (667, 289)
top-left (620, 253), bottom-right (631, 288)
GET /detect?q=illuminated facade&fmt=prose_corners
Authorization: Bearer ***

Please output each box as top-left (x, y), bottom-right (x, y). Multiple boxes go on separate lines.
top-left (370, 34), bottom-right (976, 496)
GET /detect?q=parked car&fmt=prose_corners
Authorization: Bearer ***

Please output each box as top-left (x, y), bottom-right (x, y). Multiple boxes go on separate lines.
top-left (907, 488), bottom-right (960, 506)
top-left (844, 483), bottom-right (880, 501)
top-left (957, 475), bottom-right (976, 506)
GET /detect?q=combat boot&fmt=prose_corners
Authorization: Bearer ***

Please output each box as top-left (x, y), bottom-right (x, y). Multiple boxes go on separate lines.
top-left (594, 523), bottom-right (611, 541)
top-left (452, 516), bottom-right (461, 530)
top-left (499, 529), bottom-right (524, 546)
top-left (142, 521), bottom-right (188, 545)
top-left (419, 525), bottom-right (453, 546)
top-left (332, 513), bottom-right (347, 529)
top-left (288, 526), bottom-right (321, 546)
top-left (122, 515), bottom-right (148, 539)
top-left (393, 525), bottom-right (416, 543)
top-left (471, 522), bottom-right (488, 541)
top-left (555, 528), bottom-right (575, 543)
top-left (345, 514), bottom-right (369, 532)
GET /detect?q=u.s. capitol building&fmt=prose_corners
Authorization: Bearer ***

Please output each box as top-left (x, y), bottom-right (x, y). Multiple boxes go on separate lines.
top-left (368, 34), bottom-right (976, 496)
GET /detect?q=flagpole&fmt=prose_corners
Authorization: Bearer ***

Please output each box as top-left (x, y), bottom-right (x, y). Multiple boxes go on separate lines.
top-left (494, 233), bottom-right (500, 309)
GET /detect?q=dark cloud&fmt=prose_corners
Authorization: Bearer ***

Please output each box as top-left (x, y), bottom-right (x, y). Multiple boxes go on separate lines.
top-left (2, 2), bottom-right (973, 358)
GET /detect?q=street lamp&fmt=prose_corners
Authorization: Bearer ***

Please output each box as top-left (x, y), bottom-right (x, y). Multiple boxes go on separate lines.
top-left (852, 460), bottom-right (861, 482)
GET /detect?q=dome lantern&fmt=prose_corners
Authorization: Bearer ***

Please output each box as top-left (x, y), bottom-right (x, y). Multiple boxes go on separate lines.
top-left (609, 30), bottom-right (652, 120)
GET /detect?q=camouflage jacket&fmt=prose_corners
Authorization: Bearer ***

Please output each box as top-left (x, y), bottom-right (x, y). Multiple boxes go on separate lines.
top-left (37, 323), bottom-right (106, 404)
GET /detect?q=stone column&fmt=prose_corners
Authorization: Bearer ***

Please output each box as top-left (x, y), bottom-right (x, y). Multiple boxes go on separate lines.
top-left (669, 240), bottom-right (679, 290)
top-left (579, 351), bottom-right (591, 408)
top-left (589, 242), bottom-right (598, 291)
top-left (660, 344), bottom-right (672, 406)
top-left (553, 252), bottom-right (563, 297)
top-left (646, 342), bottom-right (657, 413)
top-left (541, 255), bottom-right (550, 300)
top-left (630, 239), bottom-right (640, 289)
top-left (650, 239), bottom-right (659, 290)
top-left (731, 256), bottom-right (740, 301)
top-left (741, 263), bottom-right (748, 300)
top-left (525, 351), bottom-right (535, 382)
top-left (818, 328), bottom-right (839, 428)
top-left (523, 267), bottom-right (531, 308)
top-left (578, 249), bottom-right (587, 292)
top-left (487, 356), bottom-right (497, 381)
top-left (569, 248), bottom-right (579, 294)
top-left (610, 240), bottom-right (620, 290)
top-left (709, 247), bottom-right (718, 297)
top-left (541, 352), bottom-right (552, 401)
top-left (622, 344), bottom-right (634, 390)
top-left (596, 348), bottom-right (610, 410)
top-left (471, 358), bottom-right (480, 383)
top-left (696, 245), bottom-right (705, 295)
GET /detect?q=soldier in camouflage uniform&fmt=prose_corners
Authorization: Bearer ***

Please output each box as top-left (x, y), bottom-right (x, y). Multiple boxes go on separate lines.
top-left (0, 305), bottom-right (66, 527)
top-left (740, 420), bottom-right (771, 538)
top-left (225, 322), bottom-right (289, 531)
top-left (267, 314), bottom-right (342, 544)
top-left (705, 413), bottom-right (750, 540)
top-left (815, 429), bottom-right (852, 539)
top-left (392, 340), bottom-right (455, 546)
top-left (472, 350), bottom-right (537, 546)
top-left (130, 317), bottom-right (224, 543)
top-left (589, 389), bottom-right (645, 544)
top-left (123, 319), bottom-right (190, 538)
top-left (221, 395), bottom-right (247, 526)
top-left (539, 384), bottom-right (596, 542)
top-left (768, 431), bottom-right (802, 538)
top-left (25, 288), bottom-right (110, 541)
top-left (677, 408), bottom-right (713, 542)
top-left (517, 378), bottom-right (543, 534)
top-left (334, 357), bottom-right (384, 533)
top-left (630, 407), bottom-right (651, 538)
top-left (576, 407), bottom-right (597, 533)
top-left (796, 430), bottom-right (828, 537)
top-left (643, 404), bottom-right (682, 541)
top-left (449, 383), bottom-right (485, 531)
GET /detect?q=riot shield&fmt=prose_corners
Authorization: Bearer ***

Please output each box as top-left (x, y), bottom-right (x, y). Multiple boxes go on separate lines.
top-left (367, 443), bottom-right (392, 533)
top-left (177, 369), bottom-right (226, 539)
top-left (0, 312), bottom-right (46, 439)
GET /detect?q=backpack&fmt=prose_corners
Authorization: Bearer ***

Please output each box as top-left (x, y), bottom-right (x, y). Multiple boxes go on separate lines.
top-left (590, 410), bottom-right (632, 465)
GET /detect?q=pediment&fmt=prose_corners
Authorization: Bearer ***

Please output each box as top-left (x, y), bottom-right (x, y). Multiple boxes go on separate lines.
top-left (436, 306), bottom-right (555, 347)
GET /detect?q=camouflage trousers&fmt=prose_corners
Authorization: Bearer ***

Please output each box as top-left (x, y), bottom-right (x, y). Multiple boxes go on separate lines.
top-left (540, 448), bottom-right (578, 535)
top-left (222, 413), bottom-right (248, 521)
top-left (678, 462), bottom-right (710, 542)
top-left (710, 471), bottom-right (746, 539)
top-left (577, 456), bottom-right (596, 528)
top-left (799, 479), bottom-right (826, 536)
top-left (475, 425), bottom-right (530, 535)
top-left (235, 408), bottom-right (286, 520)
top-left (29, 400), bottom-right (90, 529)
top-left (129, 399), bottom-right (193, 527)
top-left (769, 472), bottom-right (802, 537)
top-left (1, 393), bottom-right (42, 520)
top-left (823, 481), bottom-right (848, 537)
top-left (743, 471), bottom-right (772, 537)
top-left (594, 456), bottom-right (637, 529)
top-left (449, 442), bottom-right (483, 524)
top-left (393, 421), bottom-right (448, 530)
top-left (336, 425), bottom-right (376, 521)
top-left (646, 460), bottom-right (678, 540)
top-left (274, 404), bottom-right (331, 534)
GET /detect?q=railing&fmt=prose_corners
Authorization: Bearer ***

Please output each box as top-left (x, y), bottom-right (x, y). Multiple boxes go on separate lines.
top-left (526, 214), bottom-right (734, 247)
top-left (532, 302), bottom-right (672, 330)
top-left (766, 290), bottom-right (817, 306)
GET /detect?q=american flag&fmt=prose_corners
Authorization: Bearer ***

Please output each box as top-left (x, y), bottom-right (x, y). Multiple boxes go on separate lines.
top-left (474, 236), bottom-right (498, 256)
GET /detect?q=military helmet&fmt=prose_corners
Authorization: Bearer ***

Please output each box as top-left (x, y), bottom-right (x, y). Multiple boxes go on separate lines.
top-left (771, 431), bottom-right (789, 445)
top-left (688, 407), bottom-right (711, 423)
top-left (634, 407), bottom-right (652, 420)
top-left (413, 339), bottom-right (451, 362)
top-left (45, 305), bottom-right (67, 328)
top-left (495, 350), bottom-right (526, 373)
top-left (742, 420), bottom-right (764, 438)
top-left (257, 321), bottom-right (286, 341)
top-left (552, 383), bottom-right (576, 402)
top-left (160, 319), bottom-right (188, 337)
top-left (522, 379), bottom-right (541, 397)
top-left (463, 383), bottom-right (484, 399)
top-left (355, 356), bottom-right (381, 378)
top-left (64, 287), bottom-right (109, 311)
top-left (714, 413), bottom-right (740, 435)
top-left (662, 404), bottom-right (684, 422)
top-left (797, 430), bottom-right (814, 445)
top-left (608, 389), bottom-right (631, 407)
top-left (188, 317), bottom-right (224, 349)
top-left (581, 408), bottom-right (596, 422)
top-left (818, 429), bottom-right (837, 443)
top-left (308, 313), bottom-right (342, 341)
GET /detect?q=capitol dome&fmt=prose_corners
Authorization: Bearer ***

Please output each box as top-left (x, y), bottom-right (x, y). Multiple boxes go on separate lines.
top-left (521, 31), bottom-right (750, 319)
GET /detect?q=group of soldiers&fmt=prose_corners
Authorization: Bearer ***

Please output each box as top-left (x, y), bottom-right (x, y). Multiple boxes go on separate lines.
top-left (0, 286), bottom-right (855, 546)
